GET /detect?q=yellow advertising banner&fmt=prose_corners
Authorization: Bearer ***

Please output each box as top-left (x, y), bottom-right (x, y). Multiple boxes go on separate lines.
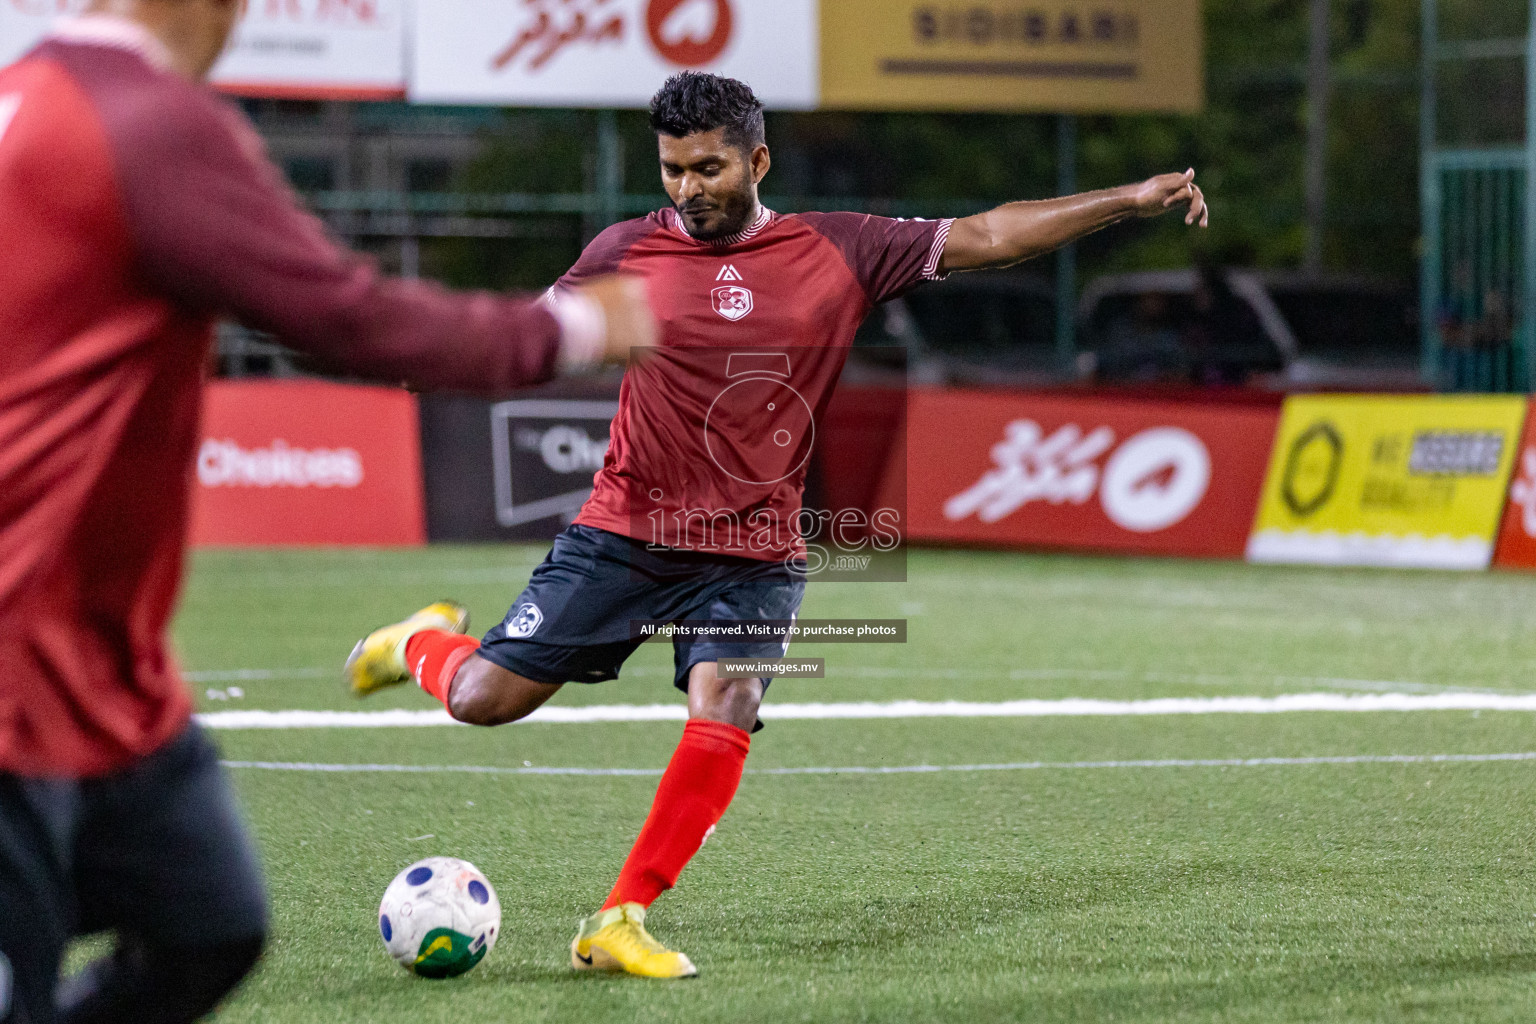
top-left (820, 0), bottom-right (1203, 113)
top-left (1247, 395), bottom-right (1529, 570)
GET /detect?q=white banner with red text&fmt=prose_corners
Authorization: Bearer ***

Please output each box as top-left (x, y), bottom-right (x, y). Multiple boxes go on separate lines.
top-left (1, 0), bottom-right (407, 99)
top-left (410, 0), bottom-right (819, 108)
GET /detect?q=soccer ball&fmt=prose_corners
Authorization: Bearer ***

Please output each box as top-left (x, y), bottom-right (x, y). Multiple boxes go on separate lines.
top-left (378, 857), bottom-right (501, 979)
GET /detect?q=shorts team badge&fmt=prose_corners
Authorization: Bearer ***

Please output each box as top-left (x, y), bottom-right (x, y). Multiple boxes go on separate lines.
top-left (711, 285), bottom-right (753, 322)
top-left (506, 602), bottom-right (544, 638)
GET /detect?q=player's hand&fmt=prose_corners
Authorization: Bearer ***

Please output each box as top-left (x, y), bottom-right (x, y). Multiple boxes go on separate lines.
top-left (572, 275), bottom-right (658, 361)
top-left (1128, 168), bottom-right (1209, 227)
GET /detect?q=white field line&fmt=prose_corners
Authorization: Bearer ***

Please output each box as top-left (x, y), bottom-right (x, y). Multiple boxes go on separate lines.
top-left (221, 751), bottom-right (1536, 778)
top-left (185, 668), bottom-right (329, 683)
top-left (196, 692), bottom-right (1536, 730)
top-left (183, 665), bottom-right (1516, 694)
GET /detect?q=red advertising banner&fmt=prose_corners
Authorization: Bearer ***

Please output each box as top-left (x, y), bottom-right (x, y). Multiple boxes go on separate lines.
top-left (190, 380), bottom-right (425, 546)
top-left (1494, 399), bottom-right (1536, 570)
top-left (902, 391), bottom-right (1279, 558)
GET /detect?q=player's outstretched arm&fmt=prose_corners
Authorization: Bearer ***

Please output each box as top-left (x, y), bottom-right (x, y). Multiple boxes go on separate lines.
top-left (115, 93), bottom-right (653, 392)
top-left (939, 169), bottom-right (1209, 274)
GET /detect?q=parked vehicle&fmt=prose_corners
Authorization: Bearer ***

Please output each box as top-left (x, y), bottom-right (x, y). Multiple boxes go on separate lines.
top-left (1077, 269), bottom-right (1422, 390)
top-left (850, 270), bottom-right (1059, 385)
top-left (1257, 271), bottom-right (1421, 389)
top-left (848, 267), bottom-right (1422, 391)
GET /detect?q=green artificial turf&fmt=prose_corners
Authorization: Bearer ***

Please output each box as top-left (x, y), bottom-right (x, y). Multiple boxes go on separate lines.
top-left (157, 547), bottom-right (1536, 1022)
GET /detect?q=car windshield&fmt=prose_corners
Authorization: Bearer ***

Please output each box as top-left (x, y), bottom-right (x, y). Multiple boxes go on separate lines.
top-left (1086, 291), bottom-right (1204, 341)
top-left (1082, 279), bottom-right (1283, 385)
top-left (1267, 287), bottom-right (1417, 360)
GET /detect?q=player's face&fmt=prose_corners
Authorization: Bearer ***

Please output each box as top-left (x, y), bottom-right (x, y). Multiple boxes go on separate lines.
top-left (658, 129), bottom-right (770, 242)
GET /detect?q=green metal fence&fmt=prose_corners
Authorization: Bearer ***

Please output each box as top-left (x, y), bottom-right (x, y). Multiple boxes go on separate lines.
top-left (1421, 0), bottom-right (1536, 392)
top-left (1428, 152), bottom-right (1529, 390)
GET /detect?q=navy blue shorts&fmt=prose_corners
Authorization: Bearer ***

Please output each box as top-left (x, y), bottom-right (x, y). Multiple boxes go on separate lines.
top-left (479, 524), bottom-right (806, 692)
top-left (0, 725), bottom-right (267, 1024)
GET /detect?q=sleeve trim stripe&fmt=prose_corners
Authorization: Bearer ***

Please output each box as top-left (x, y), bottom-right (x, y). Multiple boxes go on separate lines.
top-left (921, 219), bottom-right (955, 281)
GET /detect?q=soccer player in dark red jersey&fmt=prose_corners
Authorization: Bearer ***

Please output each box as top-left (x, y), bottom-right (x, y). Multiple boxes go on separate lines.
top-left (0, 2), bottom-right (656, 1021)
top-left (348, 71), bottom-right (1209, 979)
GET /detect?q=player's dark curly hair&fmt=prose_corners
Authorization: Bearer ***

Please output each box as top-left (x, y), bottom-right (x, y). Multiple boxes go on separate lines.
top-left (649, 72), bottom-right (765, 152)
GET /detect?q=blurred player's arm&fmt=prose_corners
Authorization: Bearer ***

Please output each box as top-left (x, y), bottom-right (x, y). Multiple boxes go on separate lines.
top-left (117, 101), bottom-right (651, 391)
top-left (940, 169), bottom-right (1209, 273)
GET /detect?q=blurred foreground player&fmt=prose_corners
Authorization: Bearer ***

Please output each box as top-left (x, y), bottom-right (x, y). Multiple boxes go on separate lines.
top-left (0, 2), bottom-right (654, 1021)
top-left (348, 72), bottom-right (1208, 979)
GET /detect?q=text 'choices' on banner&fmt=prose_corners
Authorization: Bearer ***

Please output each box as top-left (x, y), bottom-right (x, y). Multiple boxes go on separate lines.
top-left (190, 380), bottom-right (425, 547)
top-left (1247, 395), bottom-right (1528, 571)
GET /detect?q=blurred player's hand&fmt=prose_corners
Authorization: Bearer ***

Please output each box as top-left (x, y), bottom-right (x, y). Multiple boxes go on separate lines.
top-left (1128, 169), bottom-right (1209, 227)
top-left (572, 275), bottom-right (658, 361)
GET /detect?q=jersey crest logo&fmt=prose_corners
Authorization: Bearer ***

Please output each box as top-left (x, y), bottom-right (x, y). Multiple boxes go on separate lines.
top-left (716, 265), bottom-right (744, 282)
top-left (506, 602), bottom-right (543, 639)
top-left (712, 285), bottom-right (754, 322)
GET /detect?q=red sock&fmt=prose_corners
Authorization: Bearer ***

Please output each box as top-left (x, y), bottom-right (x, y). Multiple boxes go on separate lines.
top-left (602, 719), bottom-right (751, 909)
top-left (404, 630), bottom-right (480, 707)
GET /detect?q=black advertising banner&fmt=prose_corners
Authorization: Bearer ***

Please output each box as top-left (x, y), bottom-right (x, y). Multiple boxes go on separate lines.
top-left (419, 376), bottom-right (903, 563)
top-left (419, 382), bottom-right (620, 542)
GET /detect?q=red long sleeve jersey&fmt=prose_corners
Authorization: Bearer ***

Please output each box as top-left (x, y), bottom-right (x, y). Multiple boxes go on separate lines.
top-left (560, 206), bottom-right (951, 561)
top-left (0, 27), bottom-right (565, 777)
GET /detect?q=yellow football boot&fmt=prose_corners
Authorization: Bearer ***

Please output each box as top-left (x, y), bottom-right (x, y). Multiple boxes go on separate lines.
top-left (344, 601), bottom-right (470, 697)
top-left (570, 903), bottom-right (697, 979)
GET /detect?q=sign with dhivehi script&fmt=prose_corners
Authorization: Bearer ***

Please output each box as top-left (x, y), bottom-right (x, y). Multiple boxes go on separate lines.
top-left (6, 1), bottom-right (1202, 112)
top-left (411, 0), bottom-right (819, 108)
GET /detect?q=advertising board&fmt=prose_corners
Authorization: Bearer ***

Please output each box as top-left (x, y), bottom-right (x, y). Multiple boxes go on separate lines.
top-left (903, 391), bottom-right (1276, 557)
top-left (411, 0), bottom-right (818, 108)
top-left (7, 1), bottom-right (1204, 113)
top-left (190, 380), bottom-right (425, 546)
top-left (1, 0), bottom-right (407, 99)
top-left (1, 1), bottom-right (88, 66)
top-left (820, 0), bottom-right (1203, 113)
top-left (418, 390), bottom-right (619, 542)
top-left (212, 0), bottom-right (408, 99)
top-left (1247, 395), bottom-right (1528, 570)
top-left (1492, 398), bottom-right (1536, 571)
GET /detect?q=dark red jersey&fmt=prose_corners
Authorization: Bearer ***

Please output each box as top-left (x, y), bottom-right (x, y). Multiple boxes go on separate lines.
top-left (559, 206), bottom-right (950, 562)
top-left (0, 19), bottom-right (568, 777)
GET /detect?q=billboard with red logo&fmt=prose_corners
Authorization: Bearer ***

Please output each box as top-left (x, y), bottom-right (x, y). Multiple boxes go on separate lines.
top-left (190, 381), bottom-right (425, 546)
top-left (1494, 399), bottom-right (1536, 571)
top-left (410, 0), bottom-right (818, 108)
top-left (1, 0), bottom-right (407, 99)
top-left (902, 391), bottom-right (1279, 558)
